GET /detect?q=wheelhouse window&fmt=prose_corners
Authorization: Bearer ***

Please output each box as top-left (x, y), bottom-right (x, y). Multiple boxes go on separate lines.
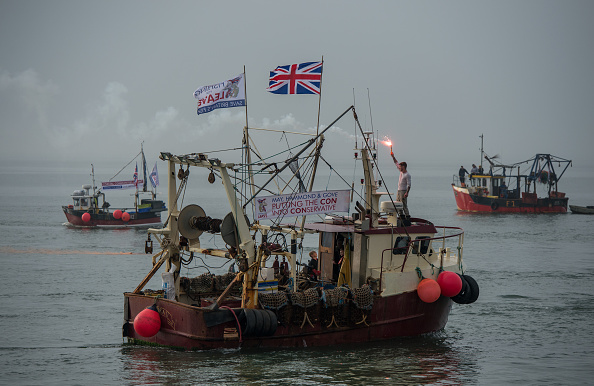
top-left (412, 236), bottom-right (431, 255)
top-left (321, 232), bottom-right (333, 249)
top-left (392, 236), bottom-right (410, 255)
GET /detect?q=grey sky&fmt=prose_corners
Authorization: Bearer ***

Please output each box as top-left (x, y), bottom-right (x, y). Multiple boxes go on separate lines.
top-left (1, 1), bottom-right (593, 172)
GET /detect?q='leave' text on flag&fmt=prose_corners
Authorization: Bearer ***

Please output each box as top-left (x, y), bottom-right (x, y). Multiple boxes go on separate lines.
top-left (194, 73), bottom-right (246, 115)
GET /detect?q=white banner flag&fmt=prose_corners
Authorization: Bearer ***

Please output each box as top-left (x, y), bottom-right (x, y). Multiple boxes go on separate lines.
top-left (256, 190), bottom-right (350, 220)
top-left (194, 73), bottom-right (246, 115)
top-left (102, 180), bottom-right (143, 190)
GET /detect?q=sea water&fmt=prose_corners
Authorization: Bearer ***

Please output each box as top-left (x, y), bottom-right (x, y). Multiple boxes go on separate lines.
top-left (1, 164), bottom-right (593, 385)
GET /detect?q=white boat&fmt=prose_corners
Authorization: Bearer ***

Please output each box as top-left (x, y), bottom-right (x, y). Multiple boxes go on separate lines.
top-left (569, 205), bottom-right (594, 214)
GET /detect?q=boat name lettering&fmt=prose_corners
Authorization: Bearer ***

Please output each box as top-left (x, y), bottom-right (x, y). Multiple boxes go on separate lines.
top-left (157, 306), bottom-right (176, 330)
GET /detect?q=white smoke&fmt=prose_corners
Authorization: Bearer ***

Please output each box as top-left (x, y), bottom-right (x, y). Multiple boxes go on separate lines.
top-left (0, 68), bottom-right (59, 130)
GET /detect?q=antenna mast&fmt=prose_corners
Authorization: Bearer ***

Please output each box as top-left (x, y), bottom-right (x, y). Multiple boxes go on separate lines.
top-left (479, 134), bottom-right (483, 169)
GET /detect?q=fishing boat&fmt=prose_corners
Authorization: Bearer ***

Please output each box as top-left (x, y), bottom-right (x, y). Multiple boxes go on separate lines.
top-left (62, 145), bottom-right (166, 228)
top-left (452, 136), bottom-right (572, 213)
top-left (123, 106), bottom-right (479, 350)
top-left (569, 205), bottom-right (594, 214)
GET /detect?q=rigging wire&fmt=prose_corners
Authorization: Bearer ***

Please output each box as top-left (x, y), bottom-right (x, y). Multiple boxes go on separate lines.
top-left (109, 150), bottom-right (142, 181)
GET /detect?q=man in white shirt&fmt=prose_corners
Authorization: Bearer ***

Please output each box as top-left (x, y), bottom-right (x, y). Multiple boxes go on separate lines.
top-left (391, 151), bottom-right (411, 218)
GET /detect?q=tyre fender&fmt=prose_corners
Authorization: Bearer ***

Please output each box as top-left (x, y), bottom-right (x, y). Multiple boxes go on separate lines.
top-left (462, 275), bottom-right (479, 304)
top-left (451, 274), bottom-right (472, 304)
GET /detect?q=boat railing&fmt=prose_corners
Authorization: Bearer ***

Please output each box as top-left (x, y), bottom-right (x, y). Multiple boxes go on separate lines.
top-left (453, 174), bottom-right (490, 188)
top-left (378, 226), bottom-right (464, 291)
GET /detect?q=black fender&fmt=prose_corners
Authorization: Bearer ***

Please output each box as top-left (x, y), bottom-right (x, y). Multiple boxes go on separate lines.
top-left (265, 310), bottom-right (278, 336)
top-left (451, 275), bottom-right (472, 304)
top-left (462, 275), bottom-right (479, 304)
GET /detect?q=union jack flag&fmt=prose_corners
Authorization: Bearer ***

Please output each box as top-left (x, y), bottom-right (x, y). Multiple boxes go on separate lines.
top-left (267, 61), bottom-right (322, 95)
top-left (133, 163), bottom-right (139, 187)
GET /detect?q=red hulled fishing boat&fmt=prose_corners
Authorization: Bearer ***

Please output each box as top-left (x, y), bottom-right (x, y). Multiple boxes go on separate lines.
top-left (62, 145), bottom-right (166, 228)
top-left (452, 137), bottom-right (571, 213)
top-left (123, 106), bottom-right (479, 350)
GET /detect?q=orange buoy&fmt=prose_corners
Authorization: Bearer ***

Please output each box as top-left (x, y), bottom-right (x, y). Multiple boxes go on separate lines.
top-left (121, 212), bottom-right (130, 222)
top-left (437, 271), bottom-right (463, 297)
top-left (133, 305), bottom-right (161, 337)
top-left (81, 212), bottom-right (91, 222)
top-left (113, 209), bottom-right (122, 219)
top-left (417, 278), bottom-right (441, 303)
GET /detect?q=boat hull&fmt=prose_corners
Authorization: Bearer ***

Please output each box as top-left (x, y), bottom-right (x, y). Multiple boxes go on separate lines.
top-left (62, 206), bottom-right (162, 228)
top-left (123, 291), bottom-right (452, 350)
top-left (452, 185), bottom-right (568, 213)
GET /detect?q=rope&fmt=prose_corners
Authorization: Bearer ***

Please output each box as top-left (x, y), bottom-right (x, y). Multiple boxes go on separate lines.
top-left (325, 166), bottom-right (333, 190)
top-left (415, 267), bottom-right (423, 281)
top-left (219, 306), bottom-right (242, 345)
top-left (109, 150), bottom-right (142, 181)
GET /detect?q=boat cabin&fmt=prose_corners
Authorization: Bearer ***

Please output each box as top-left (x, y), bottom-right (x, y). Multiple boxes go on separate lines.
top-left (69, 184), bottom-right (107, 211)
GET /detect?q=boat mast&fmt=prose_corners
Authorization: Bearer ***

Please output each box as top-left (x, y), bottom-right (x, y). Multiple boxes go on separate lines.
top-left (479, 134), bottom-right (483, 169)
top-left (242, 67), bottom-right (257, 216)
top-left (90, 164), bottom-right (96, 197)
top-left (141, 142), bottom-right (148, 193)
top-left (300, 56), bottom-right (324, 230)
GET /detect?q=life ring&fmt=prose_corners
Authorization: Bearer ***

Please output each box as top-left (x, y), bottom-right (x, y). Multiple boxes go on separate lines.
top-left (491, 202), bottom-right (499, 211)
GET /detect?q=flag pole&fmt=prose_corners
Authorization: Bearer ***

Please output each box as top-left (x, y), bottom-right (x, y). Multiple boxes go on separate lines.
top-left (311, 56), bottom-right (324, 171)
top-left (244, 65), bottom-right (249, 130)
top-left (242, 66), bottom-right (257, 214)
top-left (309, 56), bottom-right (324, 185)
top-left (316, 56), bottom-right (324, 136)
top-left (301, 56), bottom-right (324, 231)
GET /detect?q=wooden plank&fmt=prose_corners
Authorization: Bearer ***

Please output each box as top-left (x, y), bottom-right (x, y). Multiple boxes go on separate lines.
top-left (133, 250), bottom-right (167, 294)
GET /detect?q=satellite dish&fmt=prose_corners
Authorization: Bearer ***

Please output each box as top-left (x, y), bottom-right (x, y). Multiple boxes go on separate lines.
top-left (178, 204), bottom-right (206, 240)
top-left (220, 212), bottom-right (250, 248)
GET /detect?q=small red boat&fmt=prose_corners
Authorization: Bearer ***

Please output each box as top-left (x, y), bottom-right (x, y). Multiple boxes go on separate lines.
top-left (452, 137), bottom-right (571, 213)
top-left (63, 145), bottom-right (166, 228)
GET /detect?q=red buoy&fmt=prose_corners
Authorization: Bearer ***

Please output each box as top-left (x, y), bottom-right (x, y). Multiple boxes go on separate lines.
top-left (81, 212), bottom-right (91, 222)
top-left (437, 271), bottom-right (463, 297)
top-left (113, 209), bottom-right (122, 220)
top-left (417, 278), bottom-right (441, 303)
top-left (121, 212), bottom-right (130, 222)
top-left (133, 305), bottom-right (161, 337)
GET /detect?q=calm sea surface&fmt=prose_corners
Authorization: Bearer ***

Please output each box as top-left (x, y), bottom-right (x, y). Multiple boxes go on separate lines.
top-left (1, 164), bottom-right (593, 385)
